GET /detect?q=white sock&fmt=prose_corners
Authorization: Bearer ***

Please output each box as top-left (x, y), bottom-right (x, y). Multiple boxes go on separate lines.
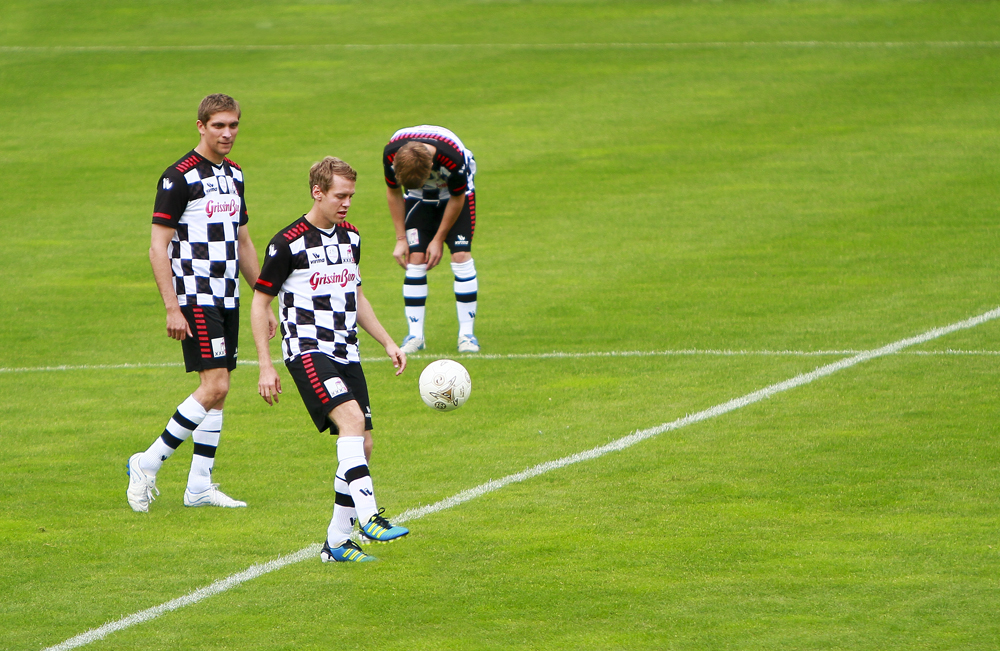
top-left (404, 263), bottom-right (428, 339)
top-left (452, 258), bottom-right (477, 338)
top-left (187, 409), bottom-right (222, 494)
top-left (327, 476), bottom-right (357, 547)
top-left (336, 436), bottom-right (377, 524)
top-left (141, 395), bottom-right (207, 474)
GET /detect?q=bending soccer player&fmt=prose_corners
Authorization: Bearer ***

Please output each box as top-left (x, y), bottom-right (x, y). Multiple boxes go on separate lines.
top-left (383, 125), bottom-right (480, 354)
top-left (252, 157), bottom-right (409, 563)
top-left (127, 93), bottom-right (277, 512)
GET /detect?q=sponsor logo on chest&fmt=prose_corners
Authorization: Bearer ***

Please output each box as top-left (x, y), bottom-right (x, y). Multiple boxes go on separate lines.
top-left (309, 266), bottom-right (357, 291)
top-left (205, 198), bottom-right (240, 218)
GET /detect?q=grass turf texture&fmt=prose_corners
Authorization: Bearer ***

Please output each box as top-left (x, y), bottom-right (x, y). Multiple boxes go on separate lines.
top-left (2, 1), bottom-right (1000, 649)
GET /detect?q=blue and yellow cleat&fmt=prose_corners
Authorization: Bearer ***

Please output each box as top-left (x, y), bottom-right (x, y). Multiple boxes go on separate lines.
top-left (360, 508), bottom-right (410, 543)
top-left (321, 539), bottom-right (377, 563)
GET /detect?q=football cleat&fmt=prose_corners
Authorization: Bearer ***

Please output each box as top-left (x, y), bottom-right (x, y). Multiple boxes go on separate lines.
top-left (400, 335), bottom-right (425, 354)
top-left (457, 334), bottom-right (480, 353)
top-left (321, 539), bottom-right (377, 563)
top-left (126, 453), bottom-right (159, 513)
top-left (183, 484), bottom-right (247, 508)
top-left (360, 508), bottom-right (409, 542)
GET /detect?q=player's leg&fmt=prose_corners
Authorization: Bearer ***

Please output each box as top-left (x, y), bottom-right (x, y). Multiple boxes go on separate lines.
top-left (321, 424), bottom-right (379, 563)
top-left (447, 192), bottom-right (479, 353)
top-left (400, 199), bottom-right (438, 353)
top-left (183, 307), bottom-right (245, 508)
top-left (284, 355), bottom-right (402, 561)
top-left (128, 305), bottom-right (216, 512)
top-left (329, 362), bottom-right (407, 544)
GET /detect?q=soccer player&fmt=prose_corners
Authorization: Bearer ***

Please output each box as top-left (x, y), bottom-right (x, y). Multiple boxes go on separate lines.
top-left (251, 157), bottom-right (409, 563)
top-left (383, 125), bottom-right (480, 354)
top-left (126, 94), bottom-right (277, 513)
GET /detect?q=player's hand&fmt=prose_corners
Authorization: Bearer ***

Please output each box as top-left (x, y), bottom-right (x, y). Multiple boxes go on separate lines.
top-left (166, 307), bottom-right (192, 341)
top-left (425, 240), bottom-right (444, 271)
top-left (258, 366), bottom-right (282, 405)
top-left (267, 311), bottom-right (278, 340)
top-left (386, 344), bottom-right (406, 376)
top-left (392, 239), bottom-right (410, 269)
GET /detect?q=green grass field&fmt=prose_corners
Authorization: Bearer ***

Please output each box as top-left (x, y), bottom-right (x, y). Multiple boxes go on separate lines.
top-left (2, 1), bottom-right (1000, 649)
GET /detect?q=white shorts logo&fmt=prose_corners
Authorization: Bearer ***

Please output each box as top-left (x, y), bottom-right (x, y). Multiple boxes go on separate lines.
top-left (406, 228), bottom-right (420, 247)
top-left (324, 377), bottom-right (349, 397)
top-left (211, 337), bottom-right (227, 358)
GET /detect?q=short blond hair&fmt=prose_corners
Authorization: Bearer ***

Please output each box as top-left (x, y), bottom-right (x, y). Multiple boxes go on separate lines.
top-left (198, 94), bottom-right (241, 124)
top-left (309, 157), bottom-right (357, 194)
top-left (394, 141), bottom-right (433, 189)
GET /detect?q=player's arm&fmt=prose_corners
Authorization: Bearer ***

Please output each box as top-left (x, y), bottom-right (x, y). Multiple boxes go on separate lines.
top-left (386, 186), bottom-right (409, 269)
top-left (251, 289), bottom-right (282, 405)
top-left (426, 192), bottom-right (465, 271)
top-left (149, 224), bottom-right (191, 341)
top-left (356, 285), bottom-right (406, 376)
top-left (238, 225), bottom-right (277, 339)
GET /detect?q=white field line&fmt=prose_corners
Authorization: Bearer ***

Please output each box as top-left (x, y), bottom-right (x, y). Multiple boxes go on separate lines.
top-left (3, 41), bottom-right (1000, 54)
top-left (42, 306), bottom-right (1000, 651)
top-left (3, 348), bottom-right (1000, 374)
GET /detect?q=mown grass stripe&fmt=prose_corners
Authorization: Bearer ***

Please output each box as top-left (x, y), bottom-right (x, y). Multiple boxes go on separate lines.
top-left (42, 306), bottom-right (1000, 651)
top-left (4, 348), bottom-right (999, 374)
top-left (3, 41), bottom-right (1000, 55)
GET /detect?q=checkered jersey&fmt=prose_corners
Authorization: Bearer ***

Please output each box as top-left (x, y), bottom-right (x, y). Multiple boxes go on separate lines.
top-left (254, 217), bottom-right (363, 363)
top-left (383, 125), bottom-right (476, 203)
top-left (152, 150), bottom-right (248, 309)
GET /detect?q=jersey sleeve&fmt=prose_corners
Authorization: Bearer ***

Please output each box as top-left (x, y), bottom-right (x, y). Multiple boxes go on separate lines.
top-left (383, 144), bottom-right (401, 189)
top-left (254, 236), bottom-right (292, 296)
top-left (152, 169), bottom-right (188, 227)
top-left (446, 163), bottom-right (470, 196)
top-left (229, 161), bottom-right (249, 226)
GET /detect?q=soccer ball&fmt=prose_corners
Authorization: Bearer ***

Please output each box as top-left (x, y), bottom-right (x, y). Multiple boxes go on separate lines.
top-left (418, 359), bottom-right (472, 411)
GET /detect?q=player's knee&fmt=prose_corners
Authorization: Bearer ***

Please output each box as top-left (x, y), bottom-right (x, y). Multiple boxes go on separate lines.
top-left (451, 251), bottom-right (471, 263)
top-left (197, 370), bottom-right (230, 405)
top-left (330, 403), bottom-right (365, 437)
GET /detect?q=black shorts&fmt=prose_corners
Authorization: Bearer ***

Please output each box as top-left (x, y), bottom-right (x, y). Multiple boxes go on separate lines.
top-left (285, 353), bottom-right (373, 434)
top-left (404, 191), bottom-right (476, 255)
top-left (180, 305), bottom-right (239, 373)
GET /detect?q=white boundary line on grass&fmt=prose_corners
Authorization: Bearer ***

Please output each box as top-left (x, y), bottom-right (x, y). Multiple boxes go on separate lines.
top-left (3, 348), bottom-right (999, 374)
top-left (43, 306), bottom-right (1000, 651)
top-left (4, 41), bottom-right (1000, 54)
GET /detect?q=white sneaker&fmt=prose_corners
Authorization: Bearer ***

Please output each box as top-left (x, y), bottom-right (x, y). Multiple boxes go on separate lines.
top-left (184, 484), bottom-right (247, 508)
top-left (457, 334), bottom-right (480, 353)
top-left (400, 335), bottom-right (425, 354)
top-left (126, 453), bottom-right (159, 513)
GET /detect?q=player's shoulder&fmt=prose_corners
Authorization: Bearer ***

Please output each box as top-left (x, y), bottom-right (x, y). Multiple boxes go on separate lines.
top-left (223, 157), bottom-right (241, 170)
top-left (162, 150), bottom-right (203, 177)
top-left (340, 221), bottom-right (359, 235)
top-left (273, 216), bottom-right (311, 245)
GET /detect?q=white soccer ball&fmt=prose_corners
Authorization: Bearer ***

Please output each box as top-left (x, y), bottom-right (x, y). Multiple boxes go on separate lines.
top-left (419, 359), bottom-right (472, 411)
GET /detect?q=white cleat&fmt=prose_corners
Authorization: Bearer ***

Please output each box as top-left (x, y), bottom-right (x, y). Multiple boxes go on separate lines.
top-left (183, 484), bottom-right (247, 508)
top-left (126, 453), bottom-right (159, 513)
top-left (457, 334), bottom-right (480, 353)
top-left (400, 335), bottom-right (425, 354)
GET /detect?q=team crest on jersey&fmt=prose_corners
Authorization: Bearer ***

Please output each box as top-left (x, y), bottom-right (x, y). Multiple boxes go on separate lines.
top-left (325, 244), bottom-right (355, 265)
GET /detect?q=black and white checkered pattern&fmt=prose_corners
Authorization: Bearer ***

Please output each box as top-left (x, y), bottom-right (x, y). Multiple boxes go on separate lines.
top-left (383, 125), bottom-right (476, 203)
top-left (255, 217), bottom-right (363, 364)
top-left (152, 150), bottom-right (248, 309)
